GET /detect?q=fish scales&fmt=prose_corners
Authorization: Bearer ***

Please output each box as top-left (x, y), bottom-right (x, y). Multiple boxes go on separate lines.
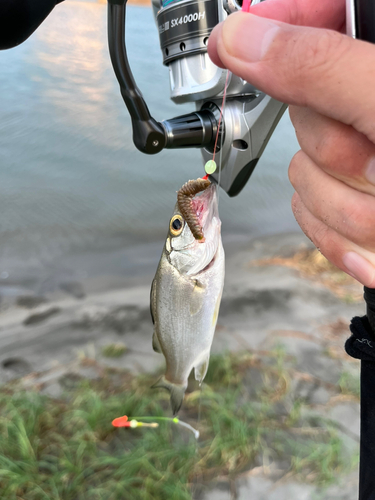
top-left (151, 179), bottom-right (225, 414)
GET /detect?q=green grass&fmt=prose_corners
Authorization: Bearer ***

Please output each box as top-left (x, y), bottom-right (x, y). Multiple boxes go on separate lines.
top-left (338, 370), bottom-right (360, 398)
top-left (0, 350), bottom-right (357, 499)
top-left (101, 343), bottom-right (128, 358)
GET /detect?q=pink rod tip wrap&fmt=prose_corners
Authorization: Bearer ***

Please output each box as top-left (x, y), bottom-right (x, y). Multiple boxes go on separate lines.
top-left (242, 0), bottom-right (251, 13)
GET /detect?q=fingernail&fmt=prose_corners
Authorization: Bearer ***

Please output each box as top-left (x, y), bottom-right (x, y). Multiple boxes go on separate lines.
top-left (221, 12), bottom-right (280, 62)
top-left (365, 158), bottom-right (375, 184)
top-left (342, 252), bottom-right (375, 285)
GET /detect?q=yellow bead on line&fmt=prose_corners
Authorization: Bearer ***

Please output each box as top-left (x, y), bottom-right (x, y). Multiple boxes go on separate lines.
top-left (205, 160), bottom-right (217, 175)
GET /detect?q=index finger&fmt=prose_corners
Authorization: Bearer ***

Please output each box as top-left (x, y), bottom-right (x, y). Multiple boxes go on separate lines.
top-left (249, 0), bottom-right (345, 31)
top-left (208, 0), bottom-right (345, 68)
top-left (209, 13), bottom-right (375, 144)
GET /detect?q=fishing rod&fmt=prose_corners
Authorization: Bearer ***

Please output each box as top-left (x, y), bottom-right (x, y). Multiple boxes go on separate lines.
top-left (107, 0), bottom-right (286, 196)
top-left (345, 2), bottom-right (375, 499)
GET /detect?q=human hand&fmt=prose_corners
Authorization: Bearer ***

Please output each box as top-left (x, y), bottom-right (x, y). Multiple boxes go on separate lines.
top-left (208, 0), bottom-right (375, 287)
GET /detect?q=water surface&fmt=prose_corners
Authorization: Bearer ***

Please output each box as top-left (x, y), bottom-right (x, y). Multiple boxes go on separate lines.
top-left (0, 0), bottom-right (300, 294)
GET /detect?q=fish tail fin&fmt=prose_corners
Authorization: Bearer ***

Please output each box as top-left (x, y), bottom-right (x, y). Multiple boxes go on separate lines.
top-left (152, 376), bottom-right (186, 415)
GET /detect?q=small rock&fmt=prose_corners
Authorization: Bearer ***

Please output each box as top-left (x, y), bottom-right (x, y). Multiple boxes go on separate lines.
top-left (2, 357), bottom-right (32, 376)
top-left (23, 307), bottom-right (61, 326)
top-left (41, 382), bottom-right (63, 399)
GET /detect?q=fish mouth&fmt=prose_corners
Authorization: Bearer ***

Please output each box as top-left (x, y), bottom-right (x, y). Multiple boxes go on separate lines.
top-left (191, 183), bottom-right (218, 234)
top-left (185, 184), bottom-right (221, 276)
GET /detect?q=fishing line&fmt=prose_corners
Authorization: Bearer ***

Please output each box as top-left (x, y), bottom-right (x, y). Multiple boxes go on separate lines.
top-left (217, 69), bottom-right (230, 204)
top-left (198, 70), bottom-right (230, 425)
top-left (203, 69), bottom-right (231, 196)
top-left (213, 69), bottom-right (230, 167)
top-left (193, 72), bottom-right (231, 494)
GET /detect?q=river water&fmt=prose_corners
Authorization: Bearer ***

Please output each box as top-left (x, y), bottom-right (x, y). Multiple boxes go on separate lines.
top-left (0, 0), bottom-right (300, 295)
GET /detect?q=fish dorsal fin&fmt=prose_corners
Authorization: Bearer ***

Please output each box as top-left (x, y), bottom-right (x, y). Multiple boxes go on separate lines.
top-left (189, 279), bottom-right (205, 316)
top-left (194, 353), bottom-right (210, 383)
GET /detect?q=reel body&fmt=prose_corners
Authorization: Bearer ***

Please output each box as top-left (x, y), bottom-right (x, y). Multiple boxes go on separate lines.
top-left (108, 0), bottom-right (286, 196)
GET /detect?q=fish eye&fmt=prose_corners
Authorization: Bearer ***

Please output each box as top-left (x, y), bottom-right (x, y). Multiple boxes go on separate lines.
top-left (170, 215), bottom-right (184, 236)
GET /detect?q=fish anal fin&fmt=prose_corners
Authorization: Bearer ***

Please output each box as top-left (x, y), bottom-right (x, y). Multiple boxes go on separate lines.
top-left (152, 376), bottom-right (187, 415)
top-left (194, 354), bottom-right (210, 384)
top-left (189, 280), bottom-right (205, 316)
top-left (152, 331), bottom-right (162, 353)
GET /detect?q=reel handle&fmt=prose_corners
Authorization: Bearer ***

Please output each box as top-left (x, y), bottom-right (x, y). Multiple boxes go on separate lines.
top-left (107, 0), bottom-right (221, 154)
top-left (107, 0), bottom-right (166, 154)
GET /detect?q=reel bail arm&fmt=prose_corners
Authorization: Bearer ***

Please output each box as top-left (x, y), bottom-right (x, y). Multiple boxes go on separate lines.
top-left (107, 0), bottom-right (221, 154)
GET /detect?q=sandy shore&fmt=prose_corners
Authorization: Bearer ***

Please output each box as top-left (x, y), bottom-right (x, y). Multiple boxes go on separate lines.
top-left (0, 231), bottom-right (363, 381)
top-left (0, 231), bottom-right (363, 498)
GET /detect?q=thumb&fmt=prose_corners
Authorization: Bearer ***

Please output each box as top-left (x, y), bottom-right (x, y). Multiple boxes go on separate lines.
top-left (208, 12), bottom-right (375, 143)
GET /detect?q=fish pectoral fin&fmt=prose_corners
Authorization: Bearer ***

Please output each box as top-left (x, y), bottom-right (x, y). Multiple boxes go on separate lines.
top-left (194, 353), bottom-right (210, 384)
top-left (189, 280), bottom-right (206, 316)
top-left (152, 376), bottom-right (187, 415)
top-left (152, 331), bottom-right (162, 353)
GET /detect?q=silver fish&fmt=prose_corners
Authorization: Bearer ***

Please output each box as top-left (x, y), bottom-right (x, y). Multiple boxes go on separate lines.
top-left (150, 179), bottom-right (225, 414)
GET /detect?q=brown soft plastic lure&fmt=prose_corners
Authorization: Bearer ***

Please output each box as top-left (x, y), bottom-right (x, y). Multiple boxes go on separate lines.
top-left (177, 178), bottom-right (211, 241)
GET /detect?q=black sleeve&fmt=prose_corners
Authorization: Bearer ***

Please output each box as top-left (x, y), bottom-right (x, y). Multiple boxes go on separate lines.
top-left (0, 0), bottom-right (65, 50)
top-left (346, 316), bottom-right (375, 500)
